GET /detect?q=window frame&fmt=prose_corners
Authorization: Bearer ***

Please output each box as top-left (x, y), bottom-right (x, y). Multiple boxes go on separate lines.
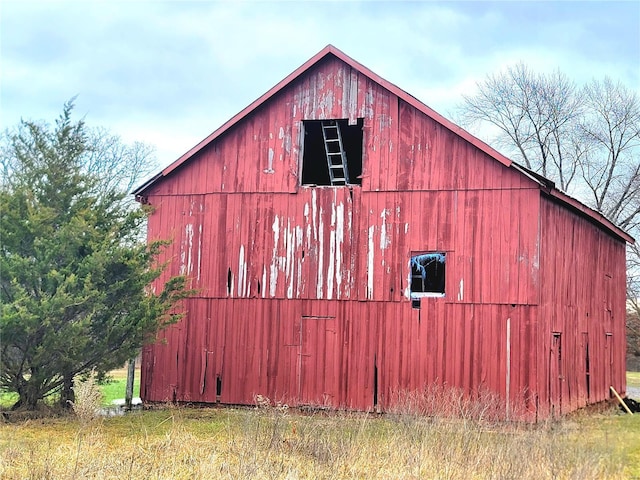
top-left (409, 251), bottom-right (446, 299)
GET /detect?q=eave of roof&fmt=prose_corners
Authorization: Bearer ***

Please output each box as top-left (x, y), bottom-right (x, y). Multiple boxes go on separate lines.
top-left (131, 45), bottom-right (634, 245)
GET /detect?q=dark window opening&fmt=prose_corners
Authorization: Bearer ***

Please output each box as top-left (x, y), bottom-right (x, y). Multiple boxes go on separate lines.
top-left (410, 252), bottom-right (446, 297)
top-left (301, 119), bottom-right (363, 186)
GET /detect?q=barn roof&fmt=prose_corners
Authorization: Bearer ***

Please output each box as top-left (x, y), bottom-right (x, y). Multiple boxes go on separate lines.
top-left (133, 45), bottom-right (634, 244)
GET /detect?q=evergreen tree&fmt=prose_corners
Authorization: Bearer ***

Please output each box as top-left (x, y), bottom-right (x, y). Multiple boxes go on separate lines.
top-left (0, 101), bottom-right (189, 410)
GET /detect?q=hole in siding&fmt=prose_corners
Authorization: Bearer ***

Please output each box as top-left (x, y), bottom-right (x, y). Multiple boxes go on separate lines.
top-left (227, 268), bottom-right (232, 295)
top-left (412, 299), bottom-right (421, 309)
top-left (216, 376), bottom-right (222, 397)
top-left (257, 280), bottom-right (261, 295)
top-left (373, 356), bottom-right (378, 407)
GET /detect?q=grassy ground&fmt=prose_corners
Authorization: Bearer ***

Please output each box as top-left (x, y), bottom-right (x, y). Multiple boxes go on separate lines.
top-left (0, 373), bottom-right (638, 478)
top-left (0, 367), bottom-right (140, 409)
top-left (627, 371), bottom-right (640, 389)
top-left (99, 368), bottom-right (141, 405)
top-left (1, 403), bottom-right (638, 479)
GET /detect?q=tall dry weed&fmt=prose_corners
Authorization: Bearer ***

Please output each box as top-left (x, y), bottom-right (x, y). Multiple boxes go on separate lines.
top-left (69, 371), bottom-right (103, 424)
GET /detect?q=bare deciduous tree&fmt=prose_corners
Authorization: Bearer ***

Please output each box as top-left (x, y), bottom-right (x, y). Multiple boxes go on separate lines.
top-left (580, 78), bottom-right (640, 232)
top-left (1, 109), bottom-right (157, 203)
top-left (459, 64), bottom-right (585, 192)
top-left (459, 66), bottom-right (640, 366)
top-left (84, 127), bottom-right (157, 200)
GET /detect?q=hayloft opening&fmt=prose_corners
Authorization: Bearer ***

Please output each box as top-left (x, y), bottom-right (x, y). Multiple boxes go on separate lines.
top-left (410, 252), bottom-right (446, 298)
top-left (301, 119), bottom-right (363, 186)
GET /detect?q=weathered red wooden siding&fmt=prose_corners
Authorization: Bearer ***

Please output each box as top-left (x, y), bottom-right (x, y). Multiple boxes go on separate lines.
top-left (141, 298), bottom-right (538, 416)
top-left (139, 53), bottom-right (627, 420)
top-left (142, 189), bottom-right (542, 416)
top-left (146, 187), bottom-right (539, 306)
top-left (536, 197), bottom-right (627, 418)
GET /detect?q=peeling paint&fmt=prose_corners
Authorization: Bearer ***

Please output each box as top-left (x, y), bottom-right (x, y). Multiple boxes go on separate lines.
top-left (380, 209), bottom-right (391, 250)
top-left (238, 244), bottom-right (246, 297)
top-left (312, 190), bottom-right (318, 241)
top-left (296, 225), bottom-right (304, 297)
top-left (264, 148), bottom-right (275, 174)
top-left (286, 219), bottom-right (295, 298)
top-left (335, 201), bottom-right (344, 298)
top-left (367, 225), bottom-right (375, 299)
top-left (270, 216), bottom-right (280, 297)
top-left (317, 207), bottom-right (324, 299)
top-left (180, 223), bottom-right (194, 276)
top-left (196, 223), bottom-right (202, 281)
top-left (458, 278), bottom-right (464, 301)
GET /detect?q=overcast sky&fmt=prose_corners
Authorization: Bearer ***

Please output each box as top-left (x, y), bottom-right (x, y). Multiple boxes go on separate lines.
top-left (2, 1), bottom-right (639, 173)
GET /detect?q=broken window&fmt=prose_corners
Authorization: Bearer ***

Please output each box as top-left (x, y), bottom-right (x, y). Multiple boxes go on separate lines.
top-left (410, 252), bottom-right (446, 297)
top-left (301, 119), bottom-right (363, 186)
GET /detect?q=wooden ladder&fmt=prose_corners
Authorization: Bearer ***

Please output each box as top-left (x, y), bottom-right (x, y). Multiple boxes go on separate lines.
top-left (321, 120), bottom-right (349, 185)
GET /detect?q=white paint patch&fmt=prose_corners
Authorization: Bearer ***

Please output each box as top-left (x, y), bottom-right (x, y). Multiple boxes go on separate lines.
top-left (327, 231), bottom-right (335, 300)
top-left (262, 266), bottom-right (267, 298)
top-left (367, 225), bottom-right (375, 299)
top-left (317, 207), bottom-right (324, 299)
top-left (405, 262), bottom-right (412, 298)
top-left (458, 278), bottom-right (464, 301)
top-left (311, 189), bottom-right (318, 241)
top-left (238, 244), bottom-right (245, 297)
top-left (335, 202), bottom-right (344, 298)
top-left (270, 216), bottom-right (280, 297)
top-left (286, 220), bottom-right (295, 299)
top-left (304, 202), bottom-right (311, 250)
top-left (180, 223), bottom-right (194, 276)
top-left (405, 222), bottom-right (409, 234)
top-left (296, 225), bottom-right (304, 297)
top-left (264, 148), bottom-right (275, 174)
top-left (379, 209), bottom-right (391, 250)
top-left (327, 202), bottom-right (336, 300)
top-left (196, 223), bottom-right (203, 282)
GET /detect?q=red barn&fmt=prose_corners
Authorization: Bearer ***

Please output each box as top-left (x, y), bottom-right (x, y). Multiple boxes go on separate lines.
top-left (133, 45), bottom-right (633, 420)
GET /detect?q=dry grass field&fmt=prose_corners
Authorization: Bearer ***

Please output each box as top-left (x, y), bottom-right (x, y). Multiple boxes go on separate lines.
top-left (0, 371), bottom-right (638, 479)
top-left (1, 399), bottom-right (639, 479)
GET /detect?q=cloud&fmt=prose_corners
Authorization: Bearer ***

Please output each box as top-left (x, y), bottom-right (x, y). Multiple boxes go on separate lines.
top-left (2, 1), bottom-right (638, 166)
